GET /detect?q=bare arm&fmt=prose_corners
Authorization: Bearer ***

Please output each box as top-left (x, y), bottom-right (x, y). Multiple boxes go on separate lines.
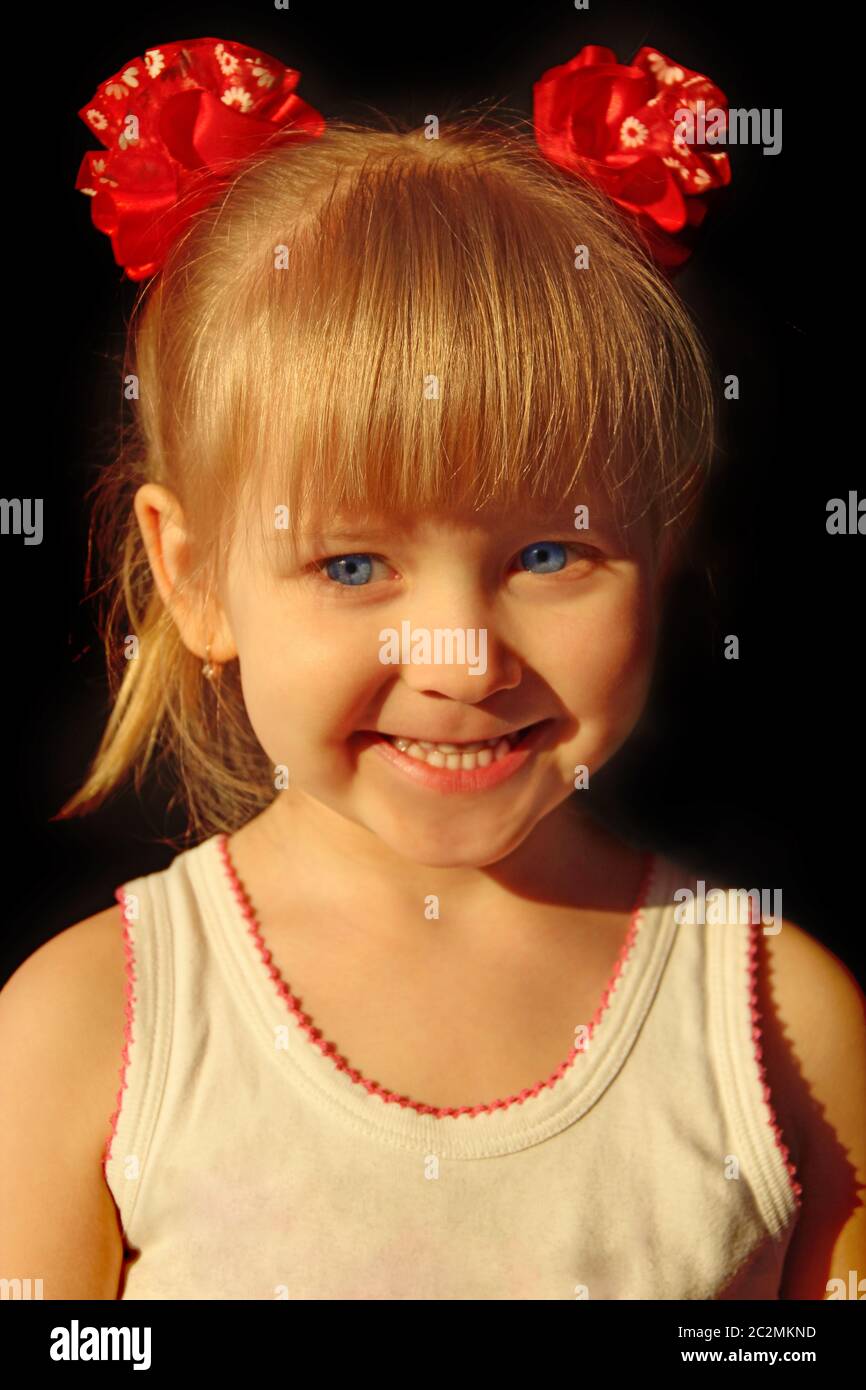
top-left (759, 919), bottom-right (866, 1299)
top-left (0, 908), bottom-right (128, 1299)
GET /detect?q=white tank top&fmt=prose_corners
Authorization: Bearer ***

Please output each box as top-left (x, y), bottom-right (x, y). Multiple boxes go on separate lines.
top-left (103, 833), bottom-right (802, 1299)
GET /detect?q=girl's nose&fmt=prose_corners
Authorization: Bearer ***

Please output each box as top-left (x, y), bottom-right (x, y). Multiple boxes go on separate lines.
top-left (390, 618), bottom-right (523, 702)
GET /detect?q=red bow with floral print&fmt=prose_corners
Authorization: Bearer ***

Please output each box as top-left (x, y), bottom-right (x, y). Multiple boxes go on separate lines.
top-left (533, 45), bottom-right (731, 269)
top-left (77, 38), bottom-right (729, 280)
top-left (75, 37), bottom-right (325, 280)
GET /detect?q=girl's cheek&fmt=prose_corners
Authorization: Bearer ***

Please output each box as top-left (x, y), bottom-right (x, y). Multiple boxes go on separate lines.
top-left (236, 606), bottom-right (381, 743)
top-left (556, 584), bottom-right (657, 724)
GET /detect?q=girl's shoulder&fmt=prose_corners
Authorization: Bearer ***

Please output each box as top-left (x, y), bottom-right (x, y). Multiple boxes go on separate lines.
top-left (760, 913), bottom-right (865, 1173)
top-left (693, 868), bottom-right (864, 1156)
top-left (760, 916), bottom-right (866, 1297)
top-left (1, 903), bottom-right (129, 1152)
top-left (693, 876), bottom-right (866, 1298)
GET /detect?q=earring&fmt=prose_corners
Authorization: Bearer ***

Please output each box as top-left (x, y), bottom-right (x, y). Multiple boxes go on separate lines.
top-left (202, 643), bottom-right (220, 681)
top-left (203, 642), bottom-right (223, 734)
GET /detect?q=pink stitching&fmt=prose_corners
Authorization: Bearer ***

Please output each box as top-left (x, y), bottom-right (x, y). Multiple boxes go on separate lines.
top-left (745, 919), bottom-right (804, 1209)
top-left (216, 833), bottom-right (655, 1119)
top-left (102, 886), bottom-right (138, 1171)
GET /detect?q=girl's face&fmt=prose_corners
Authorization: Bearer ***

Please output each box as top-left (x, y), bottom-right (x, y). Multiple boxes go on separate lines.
top-left (218, 493), bottom-right (665, 869)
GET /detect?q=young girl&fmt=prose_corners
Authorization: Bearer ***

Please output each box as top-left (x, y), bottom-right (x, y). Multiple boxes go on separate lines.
top-left (1, 36), bottom-right (863, 1302)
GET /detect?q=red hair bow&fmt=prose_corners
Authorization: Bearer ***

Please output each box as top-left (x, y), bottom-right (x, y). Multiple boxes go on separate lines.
top-left (533, 45), bottom-right (731, 269)
top-left (76, 38), bottom-right (729, 280)
top-left (75, 37), bottom-right (325, 280)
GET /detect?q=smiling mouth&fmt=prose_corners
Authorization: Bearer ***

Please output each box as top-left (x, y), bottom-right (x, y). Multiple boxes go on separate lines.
top-left (368, 723), bottom-right (540, 769)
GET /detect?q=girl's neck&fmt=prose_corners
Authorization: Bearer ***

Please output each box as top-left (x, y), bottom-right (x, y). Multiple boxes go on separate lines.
top-left (229, 792), bottom-right (643, 933)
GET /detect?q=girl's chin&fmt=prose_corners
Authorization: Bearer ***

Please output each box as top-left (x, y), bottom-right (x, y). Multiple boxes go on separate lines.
top-left (358, 799), bottom-right (541, 868)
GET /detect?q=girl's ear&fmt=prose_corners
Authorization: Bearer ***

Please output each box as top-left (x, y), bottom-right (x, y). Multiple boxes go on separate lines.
top-left (133, 483), bottom-right (237, 663)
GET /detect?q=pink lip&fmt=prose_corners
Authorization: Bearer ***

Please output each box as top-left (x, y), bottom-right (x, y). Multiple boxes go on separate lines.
top-left (358, 720), bottom-right (552, 795)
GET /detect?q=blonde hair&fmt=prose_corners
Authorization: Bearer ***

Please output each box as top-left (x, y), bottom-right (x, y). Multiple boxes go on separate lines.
top-left (57, 113), bottom-right (719, 843)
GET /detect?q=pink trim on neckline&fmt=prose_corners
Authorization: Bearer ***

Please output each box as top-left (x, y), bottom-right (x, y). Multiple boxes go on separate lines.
top-left (215, 832), bottom-right (655, 1119)
top-left (745, 921), bottom-right (804, 1209)
top-left (102, 887), bottom-right (138, 1171)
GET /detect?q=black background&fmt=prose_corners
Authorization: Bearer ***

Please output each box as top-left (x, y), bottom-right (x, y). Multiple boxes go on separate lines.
top-left (4, 3), bottom-right (850, 987)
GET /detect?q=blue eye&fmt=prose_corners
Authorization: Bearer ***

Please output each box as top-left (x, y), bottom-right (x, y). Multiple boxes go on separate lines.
top-left (518, 541), bottom-right (570, 574)
top-left (321, 553), bottom-right (378, 586)
top-left (311, 540), bottom-right (597, 594)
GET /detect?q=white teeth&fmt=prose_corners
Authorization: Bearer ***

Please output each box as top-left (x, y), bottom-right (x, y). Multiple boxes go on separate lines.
top-left (396, 737), bottom-right (501, 754)
top-left (385, 731), bottom-right (523, 768)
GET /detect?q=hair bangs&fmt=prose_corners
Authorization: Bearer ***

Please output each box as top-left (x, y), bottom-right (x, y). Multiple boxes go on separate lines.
top-left (183, 129), bottom-right (711, 573)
